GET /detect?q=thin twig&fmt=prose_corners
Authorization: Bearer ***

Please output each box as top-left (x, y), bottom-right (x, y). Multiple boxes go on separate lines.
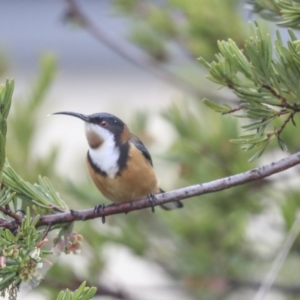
top-left (0, 206), bottom-right (23, 223)
top-left (0, 218), bottom-right (9, 225)
top-left (0, 150), bottom-right (297, 230)
top-left (262, 83), bottom-right (288, 105)
top-left (62, 0), bottom-right (230, 101)
top-left (40, 224), bottom-right (52, 242)
top-left (273, 109), bottom-right (288, 117)
top-left (1, 152), bottom-right (300, 230)
top-left (261, 84), bottom-right (300, 113)
top-left (275, 112), bottom-right (294, 136)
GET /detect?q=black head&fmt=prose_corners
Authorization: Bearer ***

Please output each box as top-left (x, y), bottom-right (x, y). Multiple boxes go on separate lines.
top-left (87, 112), bottom-right (125, 139)
top-left (53, 111), bottom-right (127, 142)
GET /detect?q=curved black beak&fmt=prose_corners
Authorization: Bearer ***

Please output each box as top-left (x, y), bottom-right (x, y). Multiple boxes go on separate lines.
top-left (52, 111), bottom-right (90, 122)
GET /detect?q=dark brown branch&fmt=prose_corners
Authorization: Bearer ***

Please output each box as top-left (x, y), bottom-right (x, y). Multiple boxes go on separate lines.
top-left (262, 84), bottom-right (300, 113)
top-left (0, 151), bottom-right (299, 230)
top-left (262, 83), bottom-right (288, 105)
top-left (275, 113), bottom-right (295, 136)
top-left (1, 150), bottom-right (299, 230)
top-left (265, 112), bottom-right (296, 151)
top-left (40, 224), bottom-right (52, 242)
top-left (0, 205), bottom-right (23, 223)
top-left (0, 218), bottom-right (9, 225)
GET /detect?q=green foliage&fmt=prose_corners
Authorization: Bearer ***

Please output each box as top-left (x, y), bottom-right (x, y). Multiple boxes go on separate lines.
top-left (56, 99), bottom-right (270, 299)
top-left (1, 2), bottom-right (300, 299)
top-left (247, 0), bottom-right (281, 18)
top-left (200, 22), bottom-right (300, 161)
top-left (7, 54), bottom-right (58, 181)
top-left (0, 80), bottom-right (13, 182)
top-left (0, 53), bottom-right (103, 298)
top-left (247, 0), bottom-right (300, 28)
top-left (114, 0), bottom-right (247, 61)
top-left (0, 72), bottom-right (77, 298)
top-left (130, 25), bottom-right (168, 61)
top-left (160, 104), bottom-right (263, 271)
top-left (0, 208), bottom-right (48, 298)
top-left (0, 57), bottom-right (67, 218)
top-left (55, 281), bottom-right (96, 300)
top-left (3, 160), bottom-right (68, 213)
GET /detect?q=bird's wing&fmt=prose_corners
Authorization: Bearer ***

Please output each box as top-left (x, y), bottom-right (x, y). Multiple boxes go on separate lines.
top-left (130, 135), bottom-right (183, 210)
top-left (130, 134), bottom-right (153, 166)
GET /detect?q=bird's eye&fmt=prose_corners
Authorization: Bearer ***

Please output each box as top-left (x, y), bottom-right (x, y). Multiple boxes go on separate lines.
top-left (100, 120), bottom-right (107, 127)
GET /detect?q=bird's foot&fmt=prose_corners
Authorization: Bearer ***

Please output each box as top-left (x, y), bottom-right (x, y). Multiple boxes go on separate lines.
top-left (147, 193), bottom-right (157, 213)
top-left (94, 204), bottom-right (106, 224)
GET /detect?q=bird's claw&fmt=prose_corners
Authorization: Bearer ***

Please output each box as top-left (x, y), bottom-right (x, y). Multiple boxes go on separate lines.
top-left (94, 204), bottom-right (106, 224)
top-left (147, 193), bottom-right (157, 213)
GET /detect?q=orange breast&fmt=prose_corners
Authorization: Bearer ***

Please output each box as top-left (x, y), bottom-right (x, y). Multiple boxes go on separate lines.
top-left (87, 143), bottom-right (159, 203)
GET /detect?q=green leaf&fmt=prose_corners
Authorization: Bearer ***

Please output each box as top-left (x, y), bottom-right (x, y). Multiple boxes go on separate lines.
top-left (56, 289), bottom-right (71, 300)
top-left (79, 287), bottom-right (97, 300)
top-left (0, 271), bottom-right (17, 290)
top-left (74, 281), bottom-right (86, 297)
top-left (1, 80), bottom-right (14, 120)
top-left (248, 141), bottom-right (270, 162)
top-left (200, 21), bottom-right (300, 159)
top-left (55, 283), bottom-right (96, 300)
top-left (0, 132), bottom-right (6, 179)
top-left (31, 214), bottom-right (41, 227)
top-left (203, 98), bottom-right (233, 113)
top-left (0, 191), bottom-right (16, 206)
top-left (4, 228), bottom-right (15, 241)
top-left (241, 118), bottom-right (273, 131)
top-left (230, 135), bottom-right (268, 144)
top-left (0, 79), bottom-right (14, 181)
top-left (3, 160), bottom-right (68, 211)
top-left (25, 206), bottom-right (31, 228)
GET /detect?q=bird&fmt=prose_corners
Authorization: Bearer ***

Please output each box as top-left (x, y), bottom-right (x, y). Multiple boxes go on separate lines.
top-left (53, 111), bottom-right (183, 211)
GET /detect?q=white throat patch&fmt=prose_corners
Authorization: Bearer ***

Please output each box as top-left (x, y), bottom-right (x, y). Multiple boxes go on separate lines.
top-left (85, 123), bottom-right (120, 178)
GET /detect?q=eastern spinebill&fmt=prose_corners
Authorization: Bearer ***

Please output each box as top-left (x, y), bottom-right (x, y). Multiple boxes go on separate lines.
top-left (53, 111), bottom-right (183, 211)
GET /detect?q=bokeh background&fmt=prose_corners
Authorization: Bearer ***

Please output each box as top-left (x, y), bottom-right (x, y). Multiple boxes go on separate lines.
top-left (1, 0), bottom-right (300, 300)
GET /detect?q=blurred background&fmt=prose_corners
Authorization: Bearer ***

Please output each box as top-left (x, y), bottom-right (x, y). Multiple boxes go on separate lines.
top-left (1, 0), bottom-right (300, 299)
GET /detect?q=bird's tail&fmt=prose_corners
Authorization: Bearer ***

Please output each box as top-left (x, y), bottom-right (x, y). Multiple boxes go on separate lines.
top-left (159, 189), bottom-right (183, 210)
